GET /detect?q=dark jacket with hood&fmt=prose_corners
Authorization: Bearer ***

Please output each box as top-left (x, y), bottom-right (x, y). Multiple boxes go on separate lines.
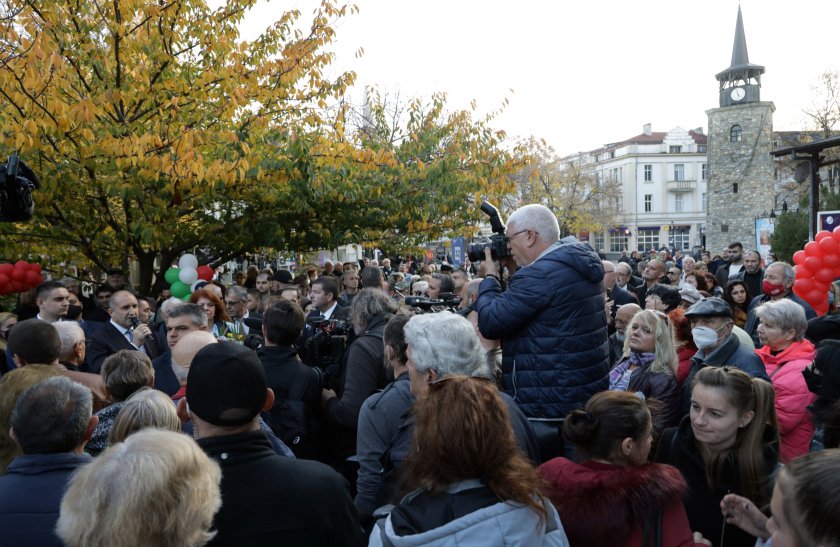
top-left (654, 416), bottom-right (779, 547)
top-left (476, 238), bottom-right (610, 418)
top-left (539, 458), bottom-right (706, 547)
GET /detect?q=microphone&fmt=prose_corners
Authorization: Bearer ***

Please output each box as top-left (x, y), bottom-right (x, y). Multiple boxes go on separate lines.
top-left (130, 317), bottom-right (155, 344)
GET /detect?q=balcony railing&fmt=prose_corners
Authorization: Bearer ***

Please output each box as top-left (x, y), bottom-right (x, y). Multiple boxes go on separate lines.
top-left (666, 180), bottom-right (697, 191)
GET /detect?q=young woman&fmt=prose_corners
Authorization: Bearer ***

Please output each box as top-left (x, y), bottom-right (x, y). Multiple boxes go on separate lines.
top-left (540, 391), bottom-right (710, 546)
top-left (370, 376), bottom-right (568, 546)
top-left (723, 280), bottom-right (751, 328)
top-left (609, 310), bottom-right (681, 430)
top-left (721, 449), bottom-right (840, 547)
top-left (655, 367), bottom-right (779, 547)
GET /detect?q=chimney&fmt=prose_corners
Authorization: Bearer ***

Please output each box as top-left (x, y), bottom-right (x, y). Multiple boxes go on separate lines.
top-left (643, 123), bottom-right (652, 136)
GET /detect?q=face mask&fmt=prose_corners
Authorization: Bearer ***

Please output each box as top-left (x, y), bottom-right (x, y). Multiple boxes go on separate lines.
top-left (692, 326), bottom-right (721, 350)
top-left (802, 366), bottom-right (823, 394)
top-left (763, 280), bottom-right (786, 297)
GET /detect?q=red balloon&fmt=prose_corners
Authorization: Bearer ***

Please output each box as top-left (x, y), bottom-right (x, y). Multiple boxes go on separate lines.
top-left (806, 289), bottom-right (827, 306)
top-left (794, 278), bottom-right (815, 295)
top-left (815, 268), bottom-right (835, 284)
top-left (793, 250), bottom-right (808, 265)
top-left (833, 226), bottom-right (840, 243)
top-left (24, 270), bottom-right (40, 288)
top-left (804, 256), bottom-right (823, 272)
top-left (14, 260), bottom-right (28, 270)
top-left (11, 280), bottom-right (25, 293)
top-left (814, 280), bottom-right (831, 293)
top-left (795, 265), bottom-right (814, 279)
top-left (814, 301), bottom-right (830, 317)
top-left (815, 230), bottom-right (832, 242)
top-left (0, 283), bottom-right (12, 296)
top-left (10, 268), bottom-right (26, 282)
top-left (805, 241), bottom-right (825, 257)
top-left (824, 253), bottom-right (840, 270)
top-left (0, 263), bottom-right (12, 276)
top-left (819, 236), bottom-right (840, 255)
top-left (28, 263), bottom-right (42, 274)
top-left (196, 265), bottom-right (214, 281)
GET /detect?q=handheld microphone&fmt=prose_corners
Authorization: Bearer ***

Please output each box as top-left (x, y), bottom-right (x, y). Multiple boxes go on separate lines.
top-left (130, 317), bottom-right (155, 343)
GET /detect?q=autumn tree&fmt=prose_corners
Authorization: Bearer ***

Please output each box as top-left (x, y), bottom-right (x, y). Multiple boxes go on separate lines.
top-left (503, 137), bottom-right (620, 237)
top-left (0, 0), bottom-right (519, 294)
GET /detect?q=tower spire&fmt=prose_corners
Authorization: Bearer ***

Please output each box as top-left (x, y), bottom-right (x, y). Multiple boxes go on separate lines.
top-left (729, 6), bottom-right (750, 69)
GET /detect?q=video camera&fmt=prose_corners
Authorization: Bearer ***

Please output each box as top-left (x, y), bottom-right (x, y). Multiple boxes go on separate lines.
top-left (404, 293), bottom-right (461, 313)
top-left (467, 202), bottom-right (509, 262)
top-left (0, 153), bottom-right (39, 222)
top-left (303, 317), bottom-right (354, 390)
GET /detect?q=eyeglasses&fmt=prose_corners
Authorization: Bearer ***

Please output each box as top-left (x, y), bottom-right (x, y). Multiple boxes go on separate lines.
top-left (225, 300), bottom-right (242, 306)
top-left (507, 228), bottom-right (538, 241)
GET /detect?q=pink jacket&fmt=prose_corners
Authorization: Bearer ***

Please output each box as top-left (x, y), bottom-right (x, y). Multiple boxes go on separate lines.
top-left (756, 339), bottom-right (816, 462)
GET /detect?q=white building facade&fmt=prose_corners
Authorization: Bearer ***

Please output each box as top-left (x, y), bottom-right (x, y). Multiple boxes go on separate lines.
top-left (570, 124), bottom-right (708, 255)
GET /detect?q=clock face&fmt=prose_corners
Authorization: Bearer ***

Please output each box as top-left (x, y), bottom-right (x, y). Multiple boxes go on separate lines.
top-left (730, 87), bottom-right (746, 101)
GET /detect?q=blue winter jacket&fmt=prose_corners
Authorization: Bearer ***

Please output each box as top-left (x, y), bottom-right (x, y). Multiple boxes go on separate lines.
top-left (476, 239), bottom-right (610, 419)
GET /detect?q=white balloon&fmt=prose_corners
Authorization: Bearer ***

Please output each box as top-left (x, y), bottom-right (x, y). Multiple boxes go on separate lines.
top-left (179, 267), bottom-right (198, 285)
top-left (178, 253), bottom-right (199, 270)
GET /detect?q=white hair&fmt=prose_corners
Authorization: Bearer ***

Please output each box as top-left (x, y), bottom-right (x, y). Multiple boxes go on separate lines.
top-left (506, 204), bottom-right (560, 242)
top-left (403, 313), bottom-right (491, 379)
top-left (159, 297), bottom-right (183, 318)
top-left (54, 321), bottom-right (85, 361)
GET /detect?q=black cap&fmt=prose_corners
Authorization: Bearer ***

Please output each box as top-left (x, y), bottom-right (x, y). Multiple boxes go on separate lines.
top-left (684, 297), bottom-right (732, 319)
top-left (186, 343), bottom-right (267, 426)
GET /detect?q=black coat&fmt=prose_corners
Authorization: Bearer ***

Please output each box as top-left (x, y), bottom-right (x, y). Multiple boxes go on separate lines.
top-left (625, 359), bottom-right (680, 430)
top-left (151, 351), bottom-right (181, 396)
top-left (86, 322), bottom-right (163, 373)
top-left (655, 417), bottom-right (778, 547)
top-left (198, 431), bottom-right (363, 547)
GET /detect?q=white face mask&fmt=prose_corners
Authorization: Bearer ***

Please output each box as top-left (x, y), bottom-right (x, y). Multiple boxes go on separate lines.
top-left (692, 324), bottom-right (726, 350)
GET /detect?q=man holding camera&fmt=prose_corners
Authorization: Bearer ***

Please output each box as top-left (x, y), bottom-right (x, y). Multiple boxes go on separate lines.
top-left (475, 203), bottom-right (609, 461)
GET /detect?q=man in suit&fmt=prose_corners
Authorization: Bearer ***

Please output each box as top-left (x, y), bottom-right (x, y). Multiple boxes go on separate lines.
top-left (615, 262), bottom-right (641, 293)
top-left (86, 290), bottom-right (162, 373)
top-left (306, 276), bottom-right (349, 322)
top-left (603, 261), bottom-right (637, 312)
top-left (151, 303), bottom-right (209, 396)
top-left (633, 259), bottom-right (666, 305)
top-left (225, 285), bottom-right (259, 335)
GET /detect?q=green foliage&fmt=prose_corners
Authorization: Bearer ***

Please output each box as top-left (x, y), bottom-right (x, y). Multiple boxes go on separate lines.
top-left (770, 211), bottom-right (808, 264)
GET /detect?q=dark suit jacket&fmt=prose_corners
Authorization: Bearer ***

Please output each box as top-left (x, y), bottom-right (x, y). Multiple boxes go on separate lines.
top-left (305, 304), bottom-right (350, 323)
top-left (86, 322), bottom-right (162, 374)
top-left (151, 351), bottom-right (180, 396)
top-left (609, 284), bottom-right (638, 318)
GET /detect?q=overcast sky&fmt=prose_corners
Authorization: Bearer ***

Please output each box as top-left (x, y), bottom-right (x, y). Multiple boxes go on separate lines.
top-left (230, 0), bottom-right (840, 156)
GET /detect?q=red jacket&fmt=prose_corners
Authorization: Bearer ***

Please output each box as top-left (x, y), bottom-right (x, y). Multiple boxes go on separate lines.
top-left (756, 339), bottom-right (816, 462)
top-left (539, 458), bottom-right (706, 547)
top-left (676, 346), bottom-right (697, 388)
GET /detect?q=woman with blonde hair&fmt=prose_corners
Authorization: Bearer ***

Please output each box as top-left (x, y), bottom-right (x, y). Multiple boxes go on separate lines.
top-left (370, 376), bottom-right (568, 546)
top-left (609, 310), bottom-right (681, 430)
top-left (57, 429), bottom-right (221, 547)
top-left (0, 312), bottom-right (17, 353)
top-left (108, 387), bottom-right (181, 445)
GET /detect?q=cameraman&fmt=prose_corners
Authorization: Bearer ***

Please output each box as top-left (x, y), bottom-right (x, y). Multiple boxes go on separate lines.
top-left (321, 289), bottom-right (396, 463)
top-left (475, 203), bottom-right (609, 461)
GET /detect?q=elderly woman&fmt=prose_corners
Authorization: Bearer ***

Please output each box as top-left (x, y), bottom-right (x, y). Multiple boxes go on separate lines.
top-left (108, 387), bottom-right (182, 445)
top-left (609, 310), bottom-right (681, 430)
top-left (86, 350), bottom-right (155, 456)
top-left (755, 299), bottom-right (817, 462)
top-left (57, 429), bottom-right (221, 547)
top-left (370, 377), bottom-right (569, 546)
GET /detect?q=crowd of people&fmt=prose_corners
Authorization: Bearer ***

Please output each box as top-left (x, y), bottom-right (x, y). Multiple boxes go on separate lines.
top-left (1, 207), bottom-right (840, 546)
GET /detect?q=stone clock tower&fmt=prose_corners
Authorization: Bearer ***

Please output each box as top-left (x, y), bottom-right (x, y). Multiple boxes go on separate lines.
top-left (706, 6), bottom-right (775, 254)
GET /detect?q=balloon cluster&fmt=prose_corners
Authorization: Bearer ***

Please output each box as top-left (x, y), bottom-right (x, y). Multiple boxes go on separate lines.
top-left (163, 254), bottom-right (214, 300)
top-left (792, 228), bottom-right (840, 316)
top-left (0, 261), bottom-right (44, 295)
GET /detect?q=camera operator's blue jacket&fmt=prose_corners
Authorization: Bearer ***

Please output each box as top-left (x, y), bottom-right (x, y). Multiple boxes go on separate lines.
top-left (476, 238), bottom-right (610, 419)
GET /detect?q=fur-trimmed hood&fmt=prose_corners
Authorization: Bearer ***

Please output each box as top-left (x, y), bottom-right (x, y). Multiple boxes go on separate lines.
top-left (539, 459), bottom-right (686, 546)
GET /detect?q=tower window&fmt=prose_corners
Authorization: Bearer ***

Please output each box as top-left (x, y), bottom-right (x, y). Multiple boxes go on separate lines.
top-left (730, 125), bottom-right (742, 142)
top-left (733, 183), bottom-right (739, 194)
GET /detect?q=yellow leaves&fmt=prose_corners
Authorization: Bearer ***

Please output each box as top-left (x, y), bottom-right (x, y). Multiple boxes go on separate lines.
top-left (69, 100), bottom-right (97, 124)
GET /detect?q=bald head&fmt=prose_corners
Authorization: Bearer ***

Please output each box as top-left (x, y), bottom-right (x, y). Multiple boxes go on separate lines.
top-left (171, 331), bottom-right (218, 385)
top-left (459, 278), bottom-right (483, 310)
top-left (615, 303), bottom-right (642, 333)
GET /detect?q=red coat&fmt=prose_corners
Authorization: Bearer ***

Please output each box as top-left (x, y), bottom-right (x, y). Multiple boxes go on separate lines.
top-left (539, 458), bottom-right (706, 547)
top-left (756, 339), bottom-right (816, 462)
top-left (676, 346), bottom-right (697, 388)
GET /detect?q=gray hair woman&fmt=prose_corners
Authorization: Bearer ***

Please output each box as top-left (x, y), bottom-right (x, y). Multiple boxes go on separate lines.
top-left (755, 299), bottom-right (816, 462)
top-left (57, 429), bottom-right (221, 547)
top-left (108, 387), bottom-right (181, 445)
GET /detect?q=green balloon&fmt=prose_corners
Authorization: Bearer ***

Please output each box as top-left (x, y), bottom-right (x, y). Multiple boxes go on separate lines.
top-left (164, 267), bottom-right (181, 285)
top-left (170, 281), bottom-right (190, 299)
